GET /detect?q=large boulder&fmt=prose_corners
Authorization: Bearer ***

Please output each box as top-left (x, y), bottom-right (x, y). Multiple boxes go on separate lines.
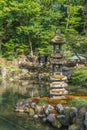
top-left (56, 104), bottom-right (64, 114)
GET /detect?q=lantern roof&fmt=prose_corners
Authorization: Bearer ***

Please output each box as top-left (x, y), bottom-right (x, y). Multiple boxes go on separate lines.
top-left (50, 30), bottom-right (65, 44)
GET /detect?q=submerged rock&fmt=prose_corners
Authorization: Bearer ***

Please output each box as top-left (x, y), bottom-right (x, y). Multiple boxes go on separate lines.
top-left (68, 124), bottom-right (80, 130)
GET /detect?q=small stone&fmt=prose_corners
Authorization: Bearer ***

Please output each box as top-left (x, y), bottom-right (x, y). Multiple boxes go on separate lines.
top-left (33, 114), bottom-right (39, 119)
top-left (42, 117), bottom-right (47, 122)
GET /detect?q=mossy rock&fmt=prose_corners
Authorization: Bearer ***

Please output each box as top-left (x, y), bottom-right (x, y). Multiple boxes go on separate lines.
top-left (68, 124), bottom-right (80, 130)
top-left (27, 108), bottom-right (35, 116)
top-left (52, 75), bottom-right (64, 80)
top-left (51, 118), bottom-right (62, 128)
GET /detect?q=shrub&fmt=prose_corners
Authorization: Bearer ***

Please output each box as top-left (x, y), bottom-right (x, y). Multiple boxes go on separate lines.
top-left (69, 68), bottom-right (87, 86)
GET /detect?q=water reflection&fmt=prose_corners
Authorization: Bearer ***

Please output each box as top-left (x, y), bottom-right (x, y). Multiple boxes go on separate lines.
top-left (1, 79), bottom-right (7, 88)
top-left (0, 79), bottom-right (49, 98)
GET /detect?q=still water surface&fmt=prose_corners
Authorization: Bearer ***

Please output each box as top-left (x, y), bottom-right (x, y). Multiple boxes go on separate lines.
top-left (0, 79), bottom-right (58, 130)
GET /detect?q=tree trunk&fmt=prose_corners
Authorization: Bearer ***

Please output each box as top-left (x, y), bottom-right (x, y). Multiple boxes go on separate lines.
top-left (66, 5), bottom-right (70, 30)
top-left (0, 40), bottom-right (2, 55)
top-left (28, 34), bottom-right (33, 57)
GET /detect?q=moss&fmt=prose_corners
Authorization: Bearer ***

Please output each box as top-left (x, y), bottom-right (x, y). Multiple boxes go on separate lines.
top-left (52, 75), bottom-right (64, 79)
top-left (38, 99), bottom-right (47, 106)
top-left (67, 98), bottom-right (87, 107)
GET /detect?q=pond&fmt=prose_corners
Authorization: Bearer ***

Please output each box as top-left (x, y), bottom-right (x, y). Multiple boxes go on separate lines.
top-left (0, 112), bottom-right (59, 130)
top-left (0, 79), bottom-right (87, 130)
top-left (0, 79), bottom-right (58, 130)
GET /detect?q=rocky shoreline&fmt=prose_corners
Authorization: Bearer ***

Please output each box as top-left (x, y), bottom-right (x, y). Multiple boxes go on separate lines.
top-left (15, 98), bottom-right (87, 130)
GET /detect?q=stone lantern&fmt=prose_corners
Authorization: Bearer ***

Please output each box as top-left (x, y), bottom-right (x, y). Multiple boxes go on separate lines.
top-left (50, 30), bottom-right (68, 99)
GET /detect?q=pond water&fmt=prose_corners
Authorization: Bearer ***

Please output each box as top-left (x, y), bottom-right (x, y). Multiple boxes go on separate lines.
top-left (0, 79), bottom-right (87, 130)
top-left (0, 113), bottom-right (58, 130)
top-left (0, 79), bottom-right (49, 97)
top-left (0, 79), bottom-right (57, 130)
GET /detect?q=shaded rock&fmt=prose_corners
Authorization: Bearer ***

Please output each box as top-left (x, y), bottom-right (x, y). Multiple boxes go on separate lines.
top-left (84, 112), bottom-right (87, 128)
top-left (42, 117), bottom-right (47, 122)
top-left (23, 99), bottom-right (32, 106)
top-left (70, 107), bottom-right (78, 117)
top-left (70, 107), bottom-right (78, 124)
top-left (62, 107), bottom-right (71, 126)
top-left (57, 114), bottom-right (66, 126)
top-left (78, 105), bottom-right (87, 117)
top-left (76, 105), bottom-right (87, 128)
top-left (51, 118), bottom-right (62, 128)
top-left (16, 101), bottom-right (23, 107)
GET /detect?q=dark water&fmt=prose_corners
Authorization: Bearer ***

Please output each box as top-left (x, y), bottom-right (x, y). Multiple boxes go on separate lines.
top-left (0, 117), bottom-right (22, 130)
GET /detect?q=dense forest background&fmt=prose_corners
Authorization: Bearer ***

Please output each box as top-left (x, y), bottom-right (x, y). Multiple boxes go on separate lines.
top-left (0, 0), bottom-right (87, 59)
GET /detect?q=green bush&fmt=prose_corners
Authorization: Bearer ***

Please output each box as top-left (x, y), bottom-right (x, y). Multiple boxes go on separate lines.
top-left (38, 99), bottom-right (47, 106)
top-left (67, 98), bottom-right (87, 107)
top-left (69, 68), bottom-right (87, 86)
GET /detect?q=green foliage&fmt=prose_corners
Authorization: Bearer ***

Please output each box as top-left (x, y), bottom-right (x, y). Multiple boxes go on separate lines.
top-left (70, 68), bottom-right (87, 86)
top-left (38, 99), bottom-right (47, 106)
top-left (68, 98), bottom-right (87, 107)
top-left (0, 0), bottom-right (86, 57)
